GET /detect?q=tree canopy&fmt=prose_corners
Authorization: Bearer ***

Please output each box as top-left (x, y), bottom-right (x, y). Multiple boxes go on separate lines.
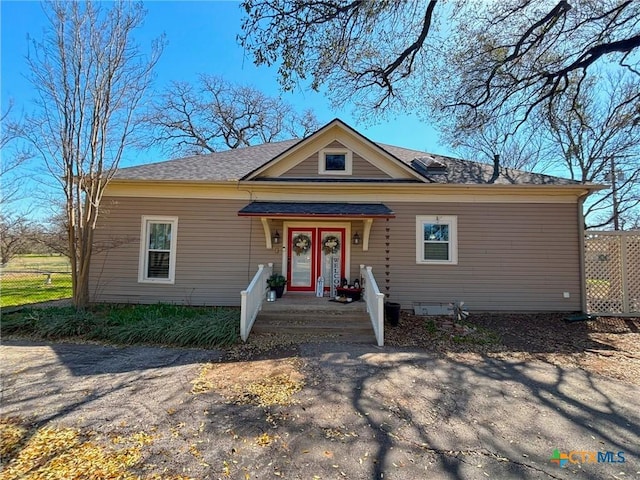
top-left (240, 1), bottom-right (640, 119)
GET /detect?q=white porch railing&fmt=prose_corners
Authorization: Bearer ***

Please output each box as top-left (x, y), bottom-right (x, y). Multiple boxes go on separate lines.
top-left (240, 263), bottom-right (273, 342)
top-left (360, 264), bottom-right (385, 346)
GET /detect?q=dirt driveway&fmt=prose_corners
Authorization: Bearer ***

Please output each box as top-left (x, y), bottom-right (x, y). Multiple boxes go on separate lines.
top-left (2, 335), bottom-right (639, 480)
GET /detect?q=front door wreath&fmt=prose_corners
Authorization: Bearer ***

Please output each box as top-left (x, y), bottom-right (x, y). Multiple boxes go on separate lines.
top-left (292, 234), bottom-right (311, 255)
top-left (322, 235), bottom-right (340, 255)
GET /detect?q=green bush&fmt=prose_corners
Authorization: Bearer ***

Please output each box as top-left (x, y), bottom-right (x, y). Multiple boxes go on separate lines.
top-left (2, 304), bottom-right (240, 348)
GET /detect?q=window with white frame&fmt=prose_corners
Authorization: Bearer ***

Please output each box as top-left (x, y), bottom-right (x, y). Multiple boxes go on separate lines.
top-left (139, 216), bottom-right (178, 283)
top-left (416, 215), bottom-right (458, 264)
top-left (319, 148), bottom-right (352, 175)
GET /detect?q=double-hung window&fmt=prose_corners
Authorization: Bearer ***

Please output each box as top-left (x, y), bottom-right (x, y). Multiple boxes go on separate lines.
top-left (416, 215), bottom-right (458, 264)
top-left (139, 216), bottom-right (178, 283)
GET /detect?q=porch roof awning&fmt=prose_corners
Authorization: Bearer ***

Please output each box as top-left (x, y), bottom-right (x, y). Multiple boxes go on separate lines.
top-left (237, 201), bottom-right (395, 218)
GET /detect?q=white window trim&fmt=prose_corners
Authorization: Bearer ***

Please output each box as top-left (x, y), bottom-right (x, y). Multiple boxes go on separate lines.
top-left (319, 148), bottom-right (353, 175)
top-left (138, 215), bottom-right (178, 284)
top-left (416, 215), bottom-right (458, 265)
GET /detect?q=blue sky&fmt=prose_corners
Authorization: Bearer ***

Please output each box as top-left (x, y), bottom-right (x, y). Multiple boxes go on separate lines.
top-left (1, 0), bottom-right (450, 172)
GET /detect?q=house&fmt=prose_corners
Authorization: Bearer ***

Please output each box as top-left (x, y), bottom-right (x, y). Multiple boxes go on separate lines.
top-left (90, 119), bottom-right (601, 323)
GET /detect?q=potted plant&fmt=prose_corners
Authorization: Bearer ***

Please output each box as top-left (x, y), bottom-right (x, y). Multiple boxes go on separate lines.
top-left (266, 273), bottom-right (287, 298)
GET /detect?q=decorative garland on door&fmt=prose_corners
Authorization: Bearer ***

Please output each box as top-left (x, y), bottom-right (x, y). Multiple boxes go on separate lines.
top-left (292, 234), bottom-right (311, 255)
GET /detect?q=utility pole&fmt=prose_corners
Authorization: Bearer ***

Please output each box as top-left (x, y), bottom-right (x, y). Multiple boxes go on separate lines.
top-left (610, 156), bottom-right (620, 231)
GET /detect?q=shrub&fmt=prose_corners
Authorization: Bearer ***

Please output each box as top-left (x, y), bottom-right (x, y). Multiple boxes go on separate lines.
top-left (2, 304), bottom-right (240, 348)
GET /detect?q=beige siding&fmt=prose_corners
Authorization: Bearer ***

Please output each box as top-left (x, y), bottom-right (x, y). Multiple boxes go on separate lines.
top-left (90, 197), bottom-right (283, 306)
top-left (92, 197), bottom-right (582, 312)
top-left (279, 141), bottom-right (392, 179)
top-left (349, 202), bottom-right (581, 312)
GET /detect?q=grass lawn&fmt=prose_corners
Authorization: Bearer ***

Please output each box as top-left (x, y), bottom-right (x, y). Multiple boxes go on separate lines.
top-left (1, 255), bottom-right (72, 308)
top-left (0, 273), bottom-right (72, 308)
top-left (2, 304), bottom-right (240, 348)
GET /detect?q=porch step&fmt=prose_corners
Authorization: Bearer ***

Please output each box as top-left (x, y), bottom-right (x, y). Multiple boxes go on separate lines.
top-left (252, 309), bottom-right (376, 343)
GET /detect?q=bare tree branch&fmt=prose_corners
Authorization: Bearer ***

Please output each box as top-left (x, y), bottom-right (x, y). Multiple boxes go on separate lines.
top-left (21, 0), bottom-right (163, 309)
top-left (542, 71), bottom-right (640, 229)
top-left (146, 75), bottom-right (320, 156)
top-left (239, 1), bottom-right (640, 119)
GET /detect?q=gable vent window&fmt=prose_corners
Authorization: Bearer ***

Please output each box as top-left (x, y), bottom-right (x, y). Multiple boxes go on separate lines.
top-left (139, 216), bottom-right (178, 283)
top-left (319, 148), bottom-right (352, 175)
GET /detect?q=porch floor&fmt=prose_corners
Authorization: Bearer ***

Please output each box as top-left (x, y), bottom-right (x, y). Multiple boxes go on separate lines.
top-left (262, 292), bottom-right (366, 312)
top-left (252, 293), bottom-right (376, 343)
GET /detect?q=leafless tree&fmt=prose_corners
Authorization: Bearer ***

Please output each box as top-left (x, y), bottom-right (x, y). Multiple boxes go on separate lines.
top-left (22, 1), bottom-right (162, 308)
top-left (1, 103), bottom-right (36, 265)
top-left (440, 1), bottom-right (640, 131)
top-left (147, 75), bottom-right (320, 156)
top-left (0, 216), bottom-right (31, 265)
top-left (440, 110), bottom-right (548, 174)
top-left (1, 102), bottom-right (33, 206)
top-left (542, 71), bottom-right (640, 229)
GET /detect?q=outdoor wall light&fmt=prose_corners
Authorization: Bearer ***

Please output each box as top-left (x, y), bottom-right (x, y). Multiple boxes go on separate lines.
top-left (272, 230), bottom-right (280, 245)
top-left (353, 232), bottom-right (361, 245)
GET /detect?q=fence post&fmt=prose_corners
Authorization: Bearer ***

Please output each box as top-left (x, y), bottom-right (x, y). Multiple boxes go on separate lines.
top-left (620, 235), bottom-right (629, 314)
top-left (240, 290), bottom-right (248, 341)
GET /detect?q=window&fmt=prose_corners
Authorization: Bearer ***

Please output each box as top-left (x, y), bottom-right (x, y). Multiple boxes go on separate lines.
top-left (319, 148), bottom-right (352, 175)
top-left (325, 154), bottom-right (346, 171)
top-left (139, 216), bottom-right (178, 283)
top-left (416, 215), bottom-right (458, 264)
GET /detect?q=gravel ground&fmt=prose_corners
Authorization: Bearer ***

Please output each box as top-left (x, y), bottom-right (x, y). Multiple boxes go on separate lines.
top-left (386, 312), bottom-right (640, 385)
top-left (2, 313), bottom-right (639, 480)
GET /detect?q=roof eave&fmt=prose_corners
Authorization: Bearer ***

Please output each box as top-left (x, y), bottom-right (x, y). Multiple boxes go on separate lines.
top-left (238, 212), bottom-right (395, 218)
top-left (109, 178), bottom-right (241, 185)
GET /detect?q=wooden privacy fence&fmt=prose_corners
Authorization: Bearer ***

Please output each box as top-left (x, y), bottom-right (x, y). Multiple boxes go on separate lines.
top-left (585, 231), bottom-right (640, 316)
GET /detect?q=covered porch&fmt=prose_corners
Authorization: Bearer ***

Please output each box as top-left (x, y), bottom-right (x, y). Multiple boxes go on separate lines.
top-left (238, 202), bottom-right (393, 345)
top-left (240, 264), bottom-right (386, 346)
top-left (238, 201), bottom-right (394, 295)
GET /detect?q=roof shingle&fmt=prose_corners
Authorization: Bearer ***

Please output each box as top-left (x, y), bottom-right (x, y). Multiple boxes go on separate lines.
top-left (115, 136), bottom-right (580, 186)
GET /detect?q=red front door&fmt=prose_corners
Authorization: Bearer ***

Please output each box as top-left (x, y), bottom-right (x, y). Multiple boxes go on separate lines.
top-left (288, 228), bottom-right (316, 292)
top-left (287, 227), bottom-right (346, 293)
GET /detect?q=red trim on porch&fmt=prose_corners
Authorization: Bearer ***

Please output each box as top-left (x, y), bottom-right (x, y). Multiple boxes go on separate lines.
top-left (238, 212), bottom-right (395, 218)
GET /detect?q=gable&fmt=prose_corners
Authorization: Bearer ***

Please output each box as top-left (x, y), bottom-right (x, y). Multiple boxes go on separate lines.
top-left (277, 140), bottom-right (392, 179)
top-left (243, 119), bottom-right (426, 183)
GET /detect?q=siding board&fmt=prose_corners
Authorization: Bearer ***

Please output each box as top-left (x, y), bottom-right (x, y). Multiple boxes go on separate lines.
top-left (90, 197), bottom-right (278, 306)
top-left (369, 202), bottom-right (581, 311)
top-left (92, 197), bottom-right (581, 311)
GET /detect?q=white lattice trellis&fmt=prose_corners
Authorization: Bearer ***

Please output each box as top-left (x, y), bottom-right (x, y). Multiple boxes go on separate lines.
top-left (585, 231), bottom-right (640, 316)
